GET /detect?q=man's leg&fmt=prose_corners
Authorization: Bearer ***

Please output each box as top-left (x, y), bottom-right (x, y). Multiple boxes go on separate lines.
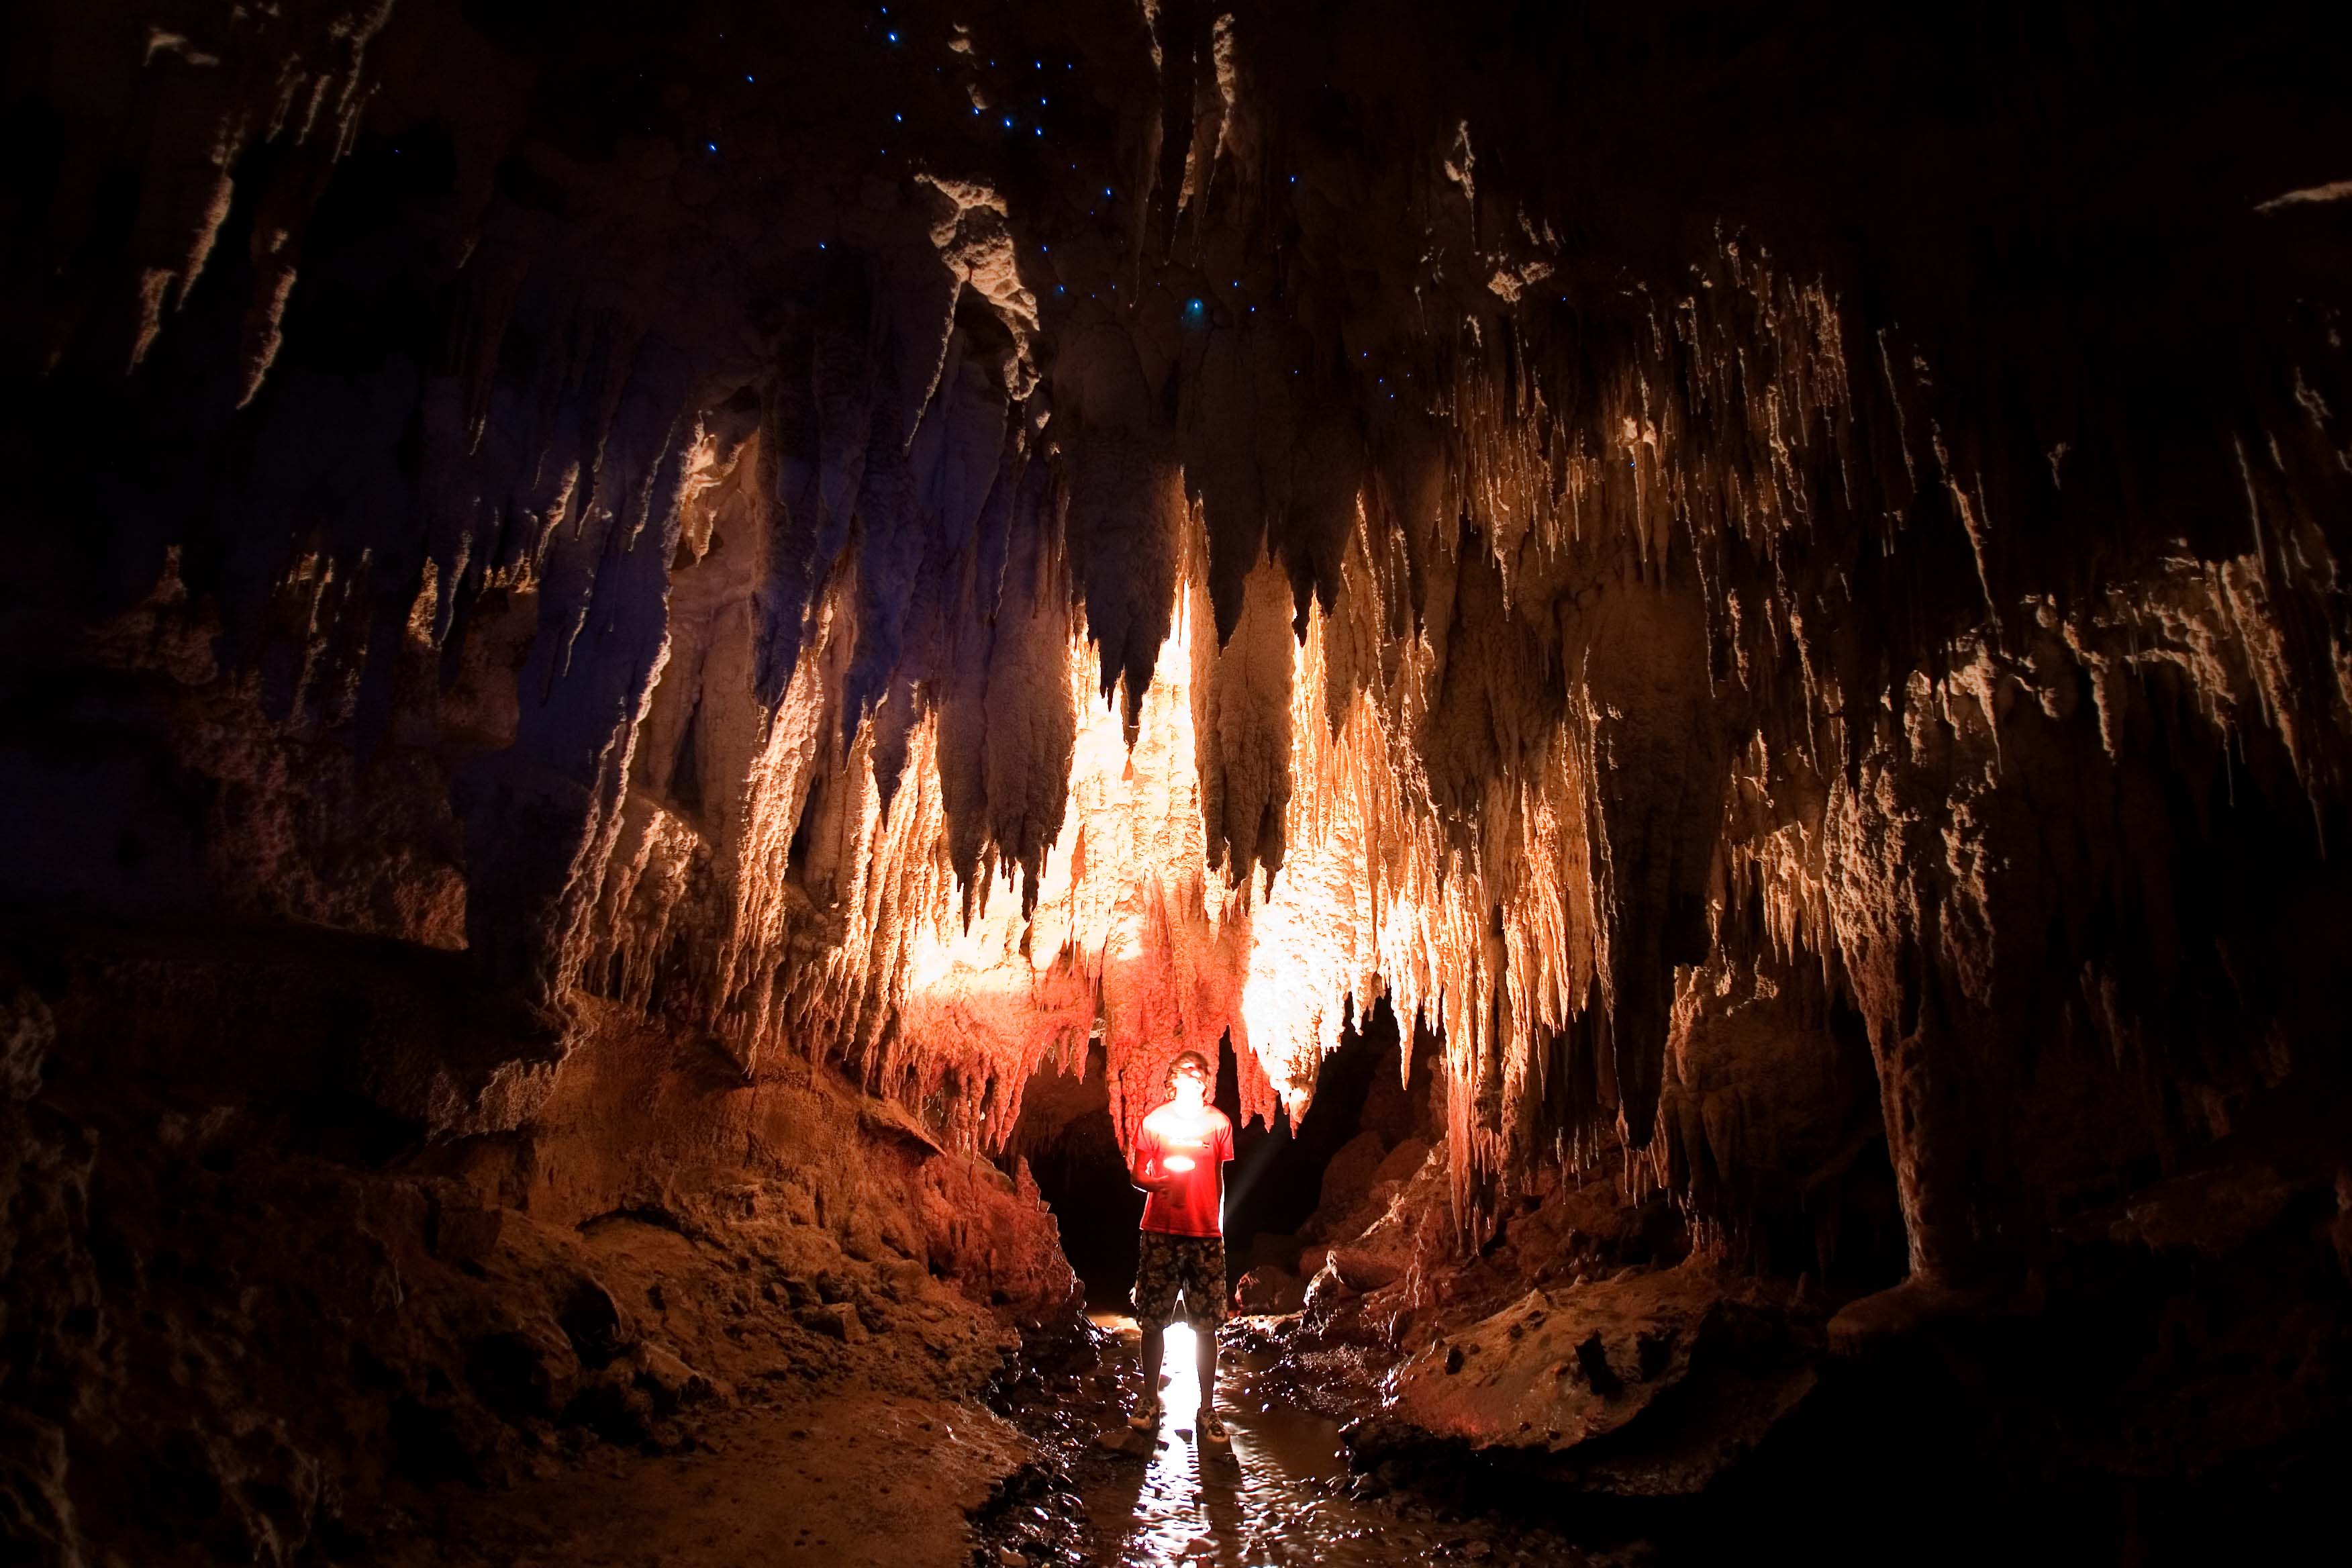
top-left (1130, 1233), bottom-right (1173, 1427)
top-left (1189, 1237), bottom-right (1228, 1442)
top-left (1140, 1322), bottom-right (1165, 1398)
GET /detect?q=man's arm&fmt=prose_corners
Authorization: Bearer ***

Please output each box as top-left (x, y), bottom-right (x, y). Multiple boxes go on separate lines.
top-left (1130, 1127), bottom-right (1169, 1194)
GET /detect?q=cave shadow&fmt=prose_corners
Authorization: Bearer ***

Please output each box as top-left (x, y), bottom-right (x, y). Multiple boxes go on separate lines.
top-left (1220, 995), bottom-right (1431, 1291)
top-left (1008, 1037), bottom-right (1142, 1310)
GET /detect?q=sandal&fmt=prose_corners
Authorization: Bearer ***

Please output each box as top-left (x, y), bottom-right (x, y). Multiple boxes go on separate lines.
top-left (1197, 1407), bottom-right (1229, 1446)
top-left (1127, 1394), bottom-right (1162, 1431)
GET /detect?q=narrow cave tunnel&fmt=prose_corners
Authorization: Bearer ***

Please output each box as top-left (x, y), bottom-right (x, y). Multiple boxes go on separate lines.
top-left (4, 2), bottom-right (2351, 1565)
top-left (1012, 1040), bottom-right (1145, 1310)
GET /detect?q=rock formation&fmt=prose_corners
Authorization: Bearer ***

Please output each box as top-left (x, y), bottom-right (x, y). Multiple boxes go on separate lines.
top-left (2, 1), bottom-right (2347, 1561)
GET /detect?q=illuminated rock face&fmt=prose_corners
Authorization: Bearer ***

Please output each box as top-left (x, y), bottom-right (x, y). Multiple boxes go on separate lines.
top-left (3, 0), bottom-right (2350, 1554)
top-left (11, 0), bottom-right (2351, 1259)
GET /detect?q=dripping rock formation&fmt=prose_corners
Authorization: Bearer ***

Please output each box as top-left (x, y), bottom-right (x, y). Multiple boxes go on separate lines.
top-left (3, 1), bottom-right (2349, 1563)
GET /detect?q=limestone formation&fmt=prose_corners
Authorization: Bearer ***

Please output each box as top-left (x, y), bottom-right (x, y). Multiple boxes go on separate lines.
top-left (2, 1), bottom-right (2347, 1561)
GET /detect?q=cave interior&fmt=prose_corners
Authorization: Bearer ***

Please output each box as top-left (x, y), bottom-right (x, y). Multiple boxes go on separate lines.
top-left (3, 1), bottom-right (2349, 1564)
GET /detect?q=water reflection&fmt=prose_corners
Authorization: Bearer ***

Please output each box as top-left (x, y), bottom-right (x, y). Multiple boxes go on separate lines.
top-left (1085, 1318), bottom-right (1523, 1568)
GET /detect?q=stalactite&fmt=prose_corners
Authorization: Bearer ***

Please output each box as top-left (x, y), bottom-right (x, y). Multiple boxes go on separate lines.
top-left (20, 0), bottom-right (2347, 1285)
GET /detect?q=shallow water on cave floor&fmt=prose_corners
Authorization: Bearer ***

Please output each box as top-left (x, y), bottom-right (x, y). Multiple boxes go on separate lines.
top-left (1080, 1318), bottom-right (1565, 1568)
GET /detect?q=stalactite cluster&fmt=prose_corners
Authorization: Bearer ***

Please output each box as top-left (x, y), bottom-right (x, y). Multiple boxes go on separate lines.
top-left (9, 0), bottom-right (2348, 1304)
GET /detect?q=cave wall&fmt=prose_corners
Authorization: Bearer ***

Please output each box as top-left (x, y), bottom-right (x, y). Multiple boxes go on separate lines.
top-left (0, 937), bottom-right (1074, 1563)
top-left (4, 0), bottom-right (2348, 1360)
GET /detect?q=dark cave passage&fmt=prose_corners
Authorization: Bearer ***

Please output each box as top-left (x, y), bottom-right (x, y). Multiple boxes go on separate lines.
top-left (1217, 999), bottom-right (1439, 1306)
top-left (1009, 1040), bottom-right (1144, 1311)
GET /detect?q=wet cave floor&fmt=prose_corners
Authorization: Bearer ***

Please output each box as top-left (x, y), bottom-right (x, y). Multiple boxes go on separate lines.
top-left (374, 1312), bottom-right (1595, 1568)
top-left (979, 1317), bottom-right (1598, 1568)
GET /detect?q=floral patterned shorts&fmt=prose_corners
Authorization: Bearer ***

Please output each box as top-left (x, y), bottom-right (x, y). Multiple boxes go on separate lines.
top-left (1131, 1232), bottom-right (1227, 1328)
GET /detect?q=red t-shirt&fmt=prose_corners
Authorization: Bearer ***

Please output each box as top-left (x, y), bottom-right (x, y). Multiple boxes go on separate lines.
top-left (1134, 1104), bottom-right (1235, 1237)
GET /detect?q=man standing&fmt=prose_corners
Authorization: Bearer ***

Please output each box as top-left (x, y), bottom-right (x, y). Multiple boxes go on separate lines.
top-left (1127, 1050), bottom-right (1235, 1444)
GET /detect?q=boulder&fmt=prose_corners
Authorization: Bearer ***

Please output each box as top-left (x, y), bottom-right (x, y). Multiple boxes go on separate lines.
top-left (802, 1302), bottom-right (867, 1342)
top-left (1234, 1265), bottom-right (1307, 1315)
top-left (464, 1323), bottom-right (582, 1424)
top-left (556, 1275), bottom-right (633, 1369)
top-left (426, 1197), bottom-right (505, 1265)
top-left (1326, 1246), bottom-right (1408, 1293)
top-left (1314, 1130), bottom-right (1391, 1224)
top-left (1379, 1263), bottom-right (1816, 1496)
top-left (632, 1342), bottom-right (718, 1413)
top-left (1302, 1257), bottom-right (1352, 1310)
